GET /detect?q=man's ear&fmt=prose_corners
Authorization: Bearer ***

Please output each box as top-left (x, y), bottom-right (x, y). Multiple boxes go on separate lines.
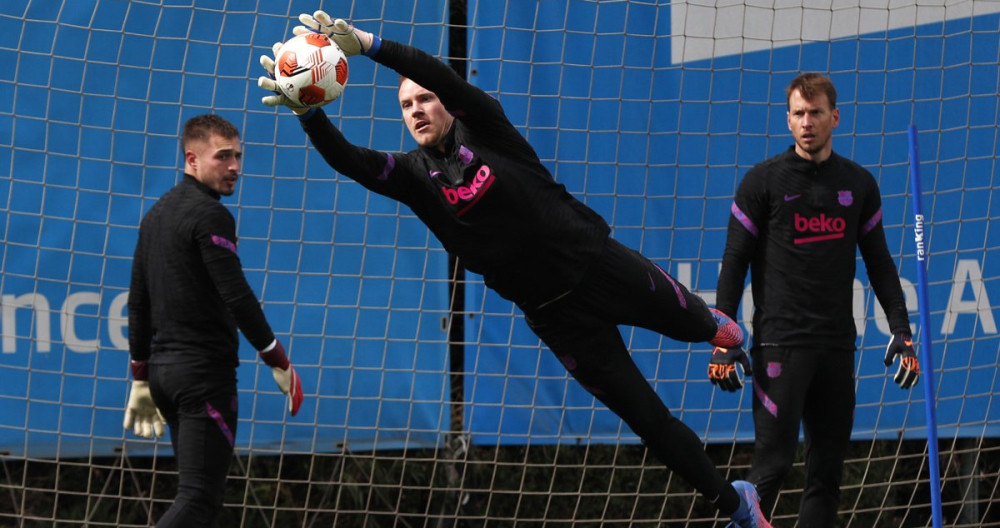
top-left (185, 149), bottom-right (197, 172)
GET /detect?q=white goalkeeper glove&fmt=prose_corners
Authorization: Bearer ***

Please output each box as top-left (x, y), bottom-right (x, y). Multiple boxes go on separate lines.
top-left (293, 11), bottom-right (378, 57)
top-left (260, 340), bottom-right (304, 416)
top-left (883, 331), bottom-right (920, 389)
top-left (256, 41), bottom-right (311, 112)
top-left (123, 367), bottom-right (166, 439)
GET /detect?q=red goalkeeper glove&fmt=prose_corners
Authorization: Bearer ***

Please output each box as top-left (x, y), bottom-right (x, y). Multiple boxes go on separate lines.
top-left (260, 340), bottom-right (303, 416)
top-left (708, 346), bottom-right (752, 392)
top-left (883, 332), bottom-right (920, 389)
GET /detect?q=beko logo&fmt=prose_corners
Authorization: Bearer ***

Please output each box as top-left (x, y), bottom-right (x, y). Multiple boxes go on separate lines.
top-left (793, 212), bottom-right (846, 244)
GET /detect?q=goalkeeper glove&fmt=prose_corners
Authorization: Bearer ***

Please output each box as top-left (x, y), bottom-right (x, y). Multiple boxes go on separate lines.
top-left (883, 331), bottom-right (920, 389)
top-left (708, 346), bottom-right (752, 392)
top-left (260, 340), bottom-right (304, 416)
top-left (293, 11), bottom-right (379, 57)
top-left (256, 41), bottom-right (311, 112)
top-left (123, 360), bottom-right (166, 438)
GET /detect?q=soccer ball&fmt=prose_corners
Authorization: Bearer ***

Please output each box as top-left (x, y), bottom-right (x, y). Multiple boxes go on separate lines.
top-left (274, 33), bottom-right (349, 108)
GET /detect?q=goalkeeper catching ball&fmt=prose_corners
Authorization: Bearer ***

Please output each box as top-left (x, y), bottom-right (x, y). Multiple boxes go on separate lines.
top-left (712, 72), bottom-right (919, 527)
top-left (257, 11), bottom-right (771, 528)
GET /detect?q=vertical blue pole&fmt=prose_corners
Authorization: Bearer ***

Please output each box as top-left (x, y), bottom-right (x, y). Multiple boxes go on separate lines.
top-left (907, 124), bottom-right (943, 528)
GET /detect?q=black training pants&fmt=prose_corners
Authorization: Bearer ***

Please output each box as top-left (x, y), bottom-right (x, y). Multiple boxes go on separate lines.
top-left (523, 237), bottom-right (740, 514)
top-left (747, 346), bottom-right (856, 527)
top-left (148, 362), bottom-right (239, 528)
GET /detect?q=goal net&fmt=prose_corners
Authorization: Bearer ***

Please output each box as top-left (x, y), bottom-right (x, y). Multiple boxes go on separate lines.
top-left (1, 0), bottom-right (999, 526)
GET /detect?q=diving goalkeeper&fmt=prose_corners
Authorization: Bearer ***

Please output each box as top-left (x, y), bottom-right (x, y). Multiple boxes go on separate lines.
top-left (257, 12), bottom-right (769, 528)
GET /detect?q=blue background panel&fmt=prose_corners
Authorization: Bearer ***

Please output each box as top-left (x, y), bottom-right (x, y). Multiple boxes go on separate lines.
top-left (0, 1), bottom-right (998, 458)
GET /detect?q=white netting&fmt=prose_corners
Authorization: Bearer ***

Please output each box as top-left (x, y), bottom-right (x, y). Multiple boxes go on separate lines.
top-left (1, 1), bottom-right (998, 526)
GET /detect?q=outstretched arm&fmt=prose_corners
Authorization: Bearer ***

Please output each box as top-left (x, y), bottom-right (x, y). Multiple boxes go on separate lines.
top-left (295, 12), bottom-right (503, 122)
top-left (255, 32), bottom-right (413, 200)
top-left (296, 107), bottom-right (412, 202)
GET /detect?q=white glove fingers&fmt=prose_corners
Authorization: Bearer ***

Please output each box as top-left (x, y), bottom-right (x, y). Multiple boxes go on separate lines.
top-left (258, 76), bottom-right (278, 91)
top-left (298, 13), bottom-right (321, 31)
top-left (314, 10), bottom-right (334, 27)
top-left (292, 26), bottom-right (313, 37)
top-left (261, 94), bottom-right (285, 107)
top-left (272, 365), bottom-right (291, 393)
top-left (333, 18), bottom-right (351, 33)
top-left (259, 56), bottom-right (276, 77)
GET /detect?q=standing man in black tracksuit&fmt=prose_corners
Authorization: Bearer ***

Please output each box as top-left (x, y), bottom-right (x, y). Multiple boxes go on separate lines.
top-left (710, 73), bottom-right (921, 527)
top-left (256, 12), bottom-right (770, 528)
top-left (123, 114), bottom-right (304, 527)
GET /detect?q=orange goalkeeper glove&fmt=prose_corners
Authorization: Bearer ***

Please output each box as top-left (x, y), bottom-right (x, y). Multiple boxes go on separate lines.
top-left (708, 346), bottom-right (752, 392)
top-left (883, 332), bottom-right (920, 389)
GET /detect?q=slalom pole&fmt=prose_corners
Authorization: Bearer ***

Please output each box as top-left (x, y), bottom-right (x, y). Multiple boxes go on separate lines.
top-left (907, 124), bottom-right (943, 528)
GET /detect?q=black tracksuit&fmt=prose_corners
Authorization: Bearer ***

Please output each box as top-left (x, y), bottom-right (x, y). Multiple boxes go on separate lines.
top-left (299, 39), bottom-right (742, 515)
top-left (716, 147), bottom-right (911, 526)
top-left (129, 175), bottom-right (276, 527)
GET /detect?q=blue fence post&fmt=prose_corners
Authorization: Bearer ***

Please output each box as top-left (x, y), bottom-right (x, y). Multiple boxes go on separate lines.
top-left (907, 124), bottom-right (943, 528)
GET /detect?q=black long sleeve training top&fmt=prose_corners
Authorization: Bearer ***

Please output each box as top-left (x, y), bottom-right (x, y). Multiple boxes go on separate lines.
top-left (128, 175), bottom-right (275, 368)
top-left (299, 39), bottom-right (611, 310)
top-left (716, 147), bottom-right (910, 350)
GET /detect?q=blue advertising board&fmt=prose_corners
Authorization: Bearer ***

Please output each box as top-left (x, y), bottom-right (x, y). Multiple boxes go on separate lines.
top-left (0, 1), bottom-right (997, 458)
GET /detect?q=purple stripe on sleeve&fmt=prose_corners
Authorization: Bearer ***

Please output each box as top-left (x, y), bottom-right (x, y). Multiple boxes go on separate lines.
top-left (860, 207), bottom-right (882, 237)
top-left (655, 265), bottom-right (687, 309)
top-left (731, 201), bottom-right (759, 238)
top-left (378, 153), bottom-right (396, 181)
top-left (211, 235), bottom-right (237, 255)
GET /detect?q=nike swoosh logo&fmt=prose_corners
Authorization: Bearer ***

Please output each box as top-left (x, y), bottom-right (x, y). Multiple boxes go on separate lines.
top-left (784, 194), bottom-right (801, 202)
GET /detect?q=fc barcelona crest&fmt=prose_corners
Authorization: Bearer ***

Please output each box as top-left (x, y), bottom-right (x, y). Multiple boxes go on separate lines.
top-left (838, 190), bottom-right (853, 206)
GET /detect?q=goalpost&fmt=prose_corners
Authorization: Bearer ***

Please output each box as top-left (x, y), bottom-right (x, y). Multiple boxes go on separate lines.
top-left (1, 1), bottom-right (999, 526)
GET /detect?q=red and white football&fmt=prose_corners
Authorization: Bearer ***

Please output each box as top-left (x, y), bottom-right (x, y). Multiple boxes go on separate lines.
top-left (274, 33), bottom-right (349, 108)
